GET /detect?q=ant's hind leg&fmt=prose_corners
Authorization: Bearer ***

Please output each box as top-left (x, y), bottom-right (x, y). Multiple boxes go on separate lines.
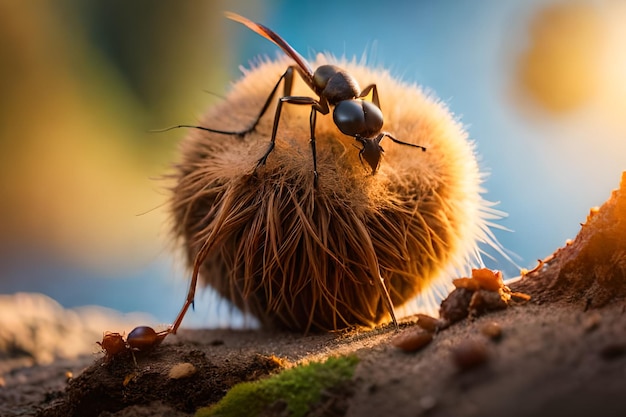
top-left (240, 66), bottom-right (297, 135)
top-left (308, 107), bottom-right (319, 184)
top-left (167, 239), bottom-right (211, 335)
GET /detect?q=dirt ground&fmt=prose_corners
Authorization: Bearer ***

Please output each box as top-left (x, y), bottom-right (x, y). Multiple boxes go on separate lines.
top-left (2, 174), bottom-right (625, 417)
top-left (4, 299), bottom-right (625, 417)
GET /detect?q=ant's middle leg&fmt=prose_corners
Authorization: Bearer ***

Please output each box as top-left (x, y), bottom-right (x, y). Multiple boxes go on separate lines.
top-left (256, 95), bottom-right (321, 171)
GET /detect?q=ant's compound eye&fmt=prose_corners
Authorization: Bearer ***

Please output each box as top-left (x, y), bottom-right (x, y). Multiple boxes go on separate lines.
top-left (361, 101), bottom-right (384, 134)
top-left (333, 100), bottom-right (383, 138)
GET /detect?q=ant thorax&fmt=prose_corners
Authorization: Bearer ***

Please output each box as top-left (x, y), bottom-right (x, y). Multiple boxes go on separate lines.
top-left (313, 64), bottom-right (361, 104)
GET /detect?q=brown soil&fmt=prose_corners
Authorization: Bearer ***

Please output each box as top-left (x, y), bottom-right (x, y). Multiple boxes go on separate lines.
top-left (3, 173), bottom-right (625, 417)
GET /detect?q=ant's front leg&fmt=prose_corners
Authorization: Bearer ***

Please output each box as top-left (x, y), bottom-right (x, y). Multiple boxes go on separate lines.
top-left (358, 84), bottom-right (380, 109)
top-left (381, 133), bottom-right (427, 152)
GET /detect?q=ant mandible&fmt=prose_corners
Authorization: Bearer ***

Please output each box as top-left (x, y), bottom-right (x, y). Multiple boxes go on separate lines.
top-left (162, 11), bottom-right (426, 183)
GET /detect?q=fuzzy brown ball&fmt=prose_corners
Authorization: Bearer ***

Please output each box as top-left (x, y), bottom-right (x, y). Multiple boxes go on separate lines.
top-left (170, 56), bottom-right (492, 332)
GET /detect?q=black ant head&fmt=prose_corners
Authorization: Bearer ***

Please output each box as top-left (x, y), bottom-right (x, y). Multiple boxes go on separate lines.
top-left (333, 100), bottom-right (383, 139)
top-left (356, 135), bottom-right (384, 174)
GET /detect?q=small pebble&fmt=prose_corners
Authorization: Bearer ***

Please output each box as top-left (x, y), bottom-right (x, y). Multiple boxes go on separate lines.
top-left (480, 321), bottom-right (503, 341)
top-left (452, 277), bottom-right (481, 291)
top-left (451, 339), bottom-right (489, 371)
top-left (419, 395), bottom-right (437, 411)
top-left (439, 288), bottom-right (473, 323)
top-left (416, 314), bottom-right (441, 333)
top-left (471, 268), bottom-right (503, 292)
top-left (599, 343), bottom-right (626, 360)
top-left (123, 372), bottom-right (137, 387)
top-left (168, 362), bottom-right (197, 379)
top-left (469, 290), bottom-right (508, 316)
top-left (582, 312), bottom-right (602, 333)
top-left (391, 329), bottom-right (433, 352)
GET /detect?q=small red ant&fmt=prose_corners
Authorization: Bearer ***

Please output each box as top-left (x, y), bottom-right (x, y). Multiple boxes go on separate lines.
top-left (98, 326), bottom-right (169, 363)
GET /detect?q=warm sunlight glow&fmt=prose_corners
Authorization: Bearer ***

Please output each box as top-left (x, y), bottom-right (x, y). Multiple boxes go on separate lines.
top-left (517, 2), bottom-right (604, 113)
top-left (597, 2), bottom-right (626, 134)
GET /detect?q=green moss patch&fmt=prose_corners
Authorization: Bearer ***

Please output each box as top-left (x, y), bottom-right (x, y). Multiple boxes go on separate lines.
top-left (195, 355), bottom-right (359, 417)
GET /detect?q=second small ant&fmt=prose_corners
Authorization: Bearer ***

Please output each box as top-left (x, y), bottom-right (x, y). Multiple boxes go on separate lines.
top-left (159, 12), bottom-right (426, 183)
top-left (98, 326), bottom-right (168, 363)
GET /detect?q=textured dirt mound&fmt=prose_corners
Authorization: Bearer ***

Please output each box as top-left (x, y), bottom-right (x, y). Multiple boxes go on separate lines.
top-left (38, 336), bottom-right (283, 417)
top-left (514, 171), bottom-right (626, 306)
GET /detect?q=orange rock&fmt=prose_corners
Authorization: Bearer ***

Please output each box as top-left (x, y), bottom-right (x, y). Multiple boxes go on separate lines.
top-left (471, 268), bottom-right (504, 292)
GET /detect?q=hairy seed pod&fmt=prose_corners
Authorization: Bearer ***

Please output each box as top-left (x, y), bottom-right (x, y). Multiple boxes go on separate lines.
top-left (170, 56), bottom-right (500, 332)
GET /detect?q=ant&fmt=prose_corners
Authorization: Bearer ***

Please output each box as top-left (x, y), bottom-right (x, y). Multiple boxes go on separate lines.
top-left (98, 326), bottom-right (168, 363)
top-left (159, 11), bottom-right (426, 182)
top-left (107, 12), bottom-right (425, 345)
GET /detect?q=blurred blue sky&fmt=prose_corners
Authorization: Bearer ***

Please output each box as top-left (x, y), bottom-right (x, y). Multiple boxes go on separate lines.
top-left (1, 0), bottom-right (625, 328)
